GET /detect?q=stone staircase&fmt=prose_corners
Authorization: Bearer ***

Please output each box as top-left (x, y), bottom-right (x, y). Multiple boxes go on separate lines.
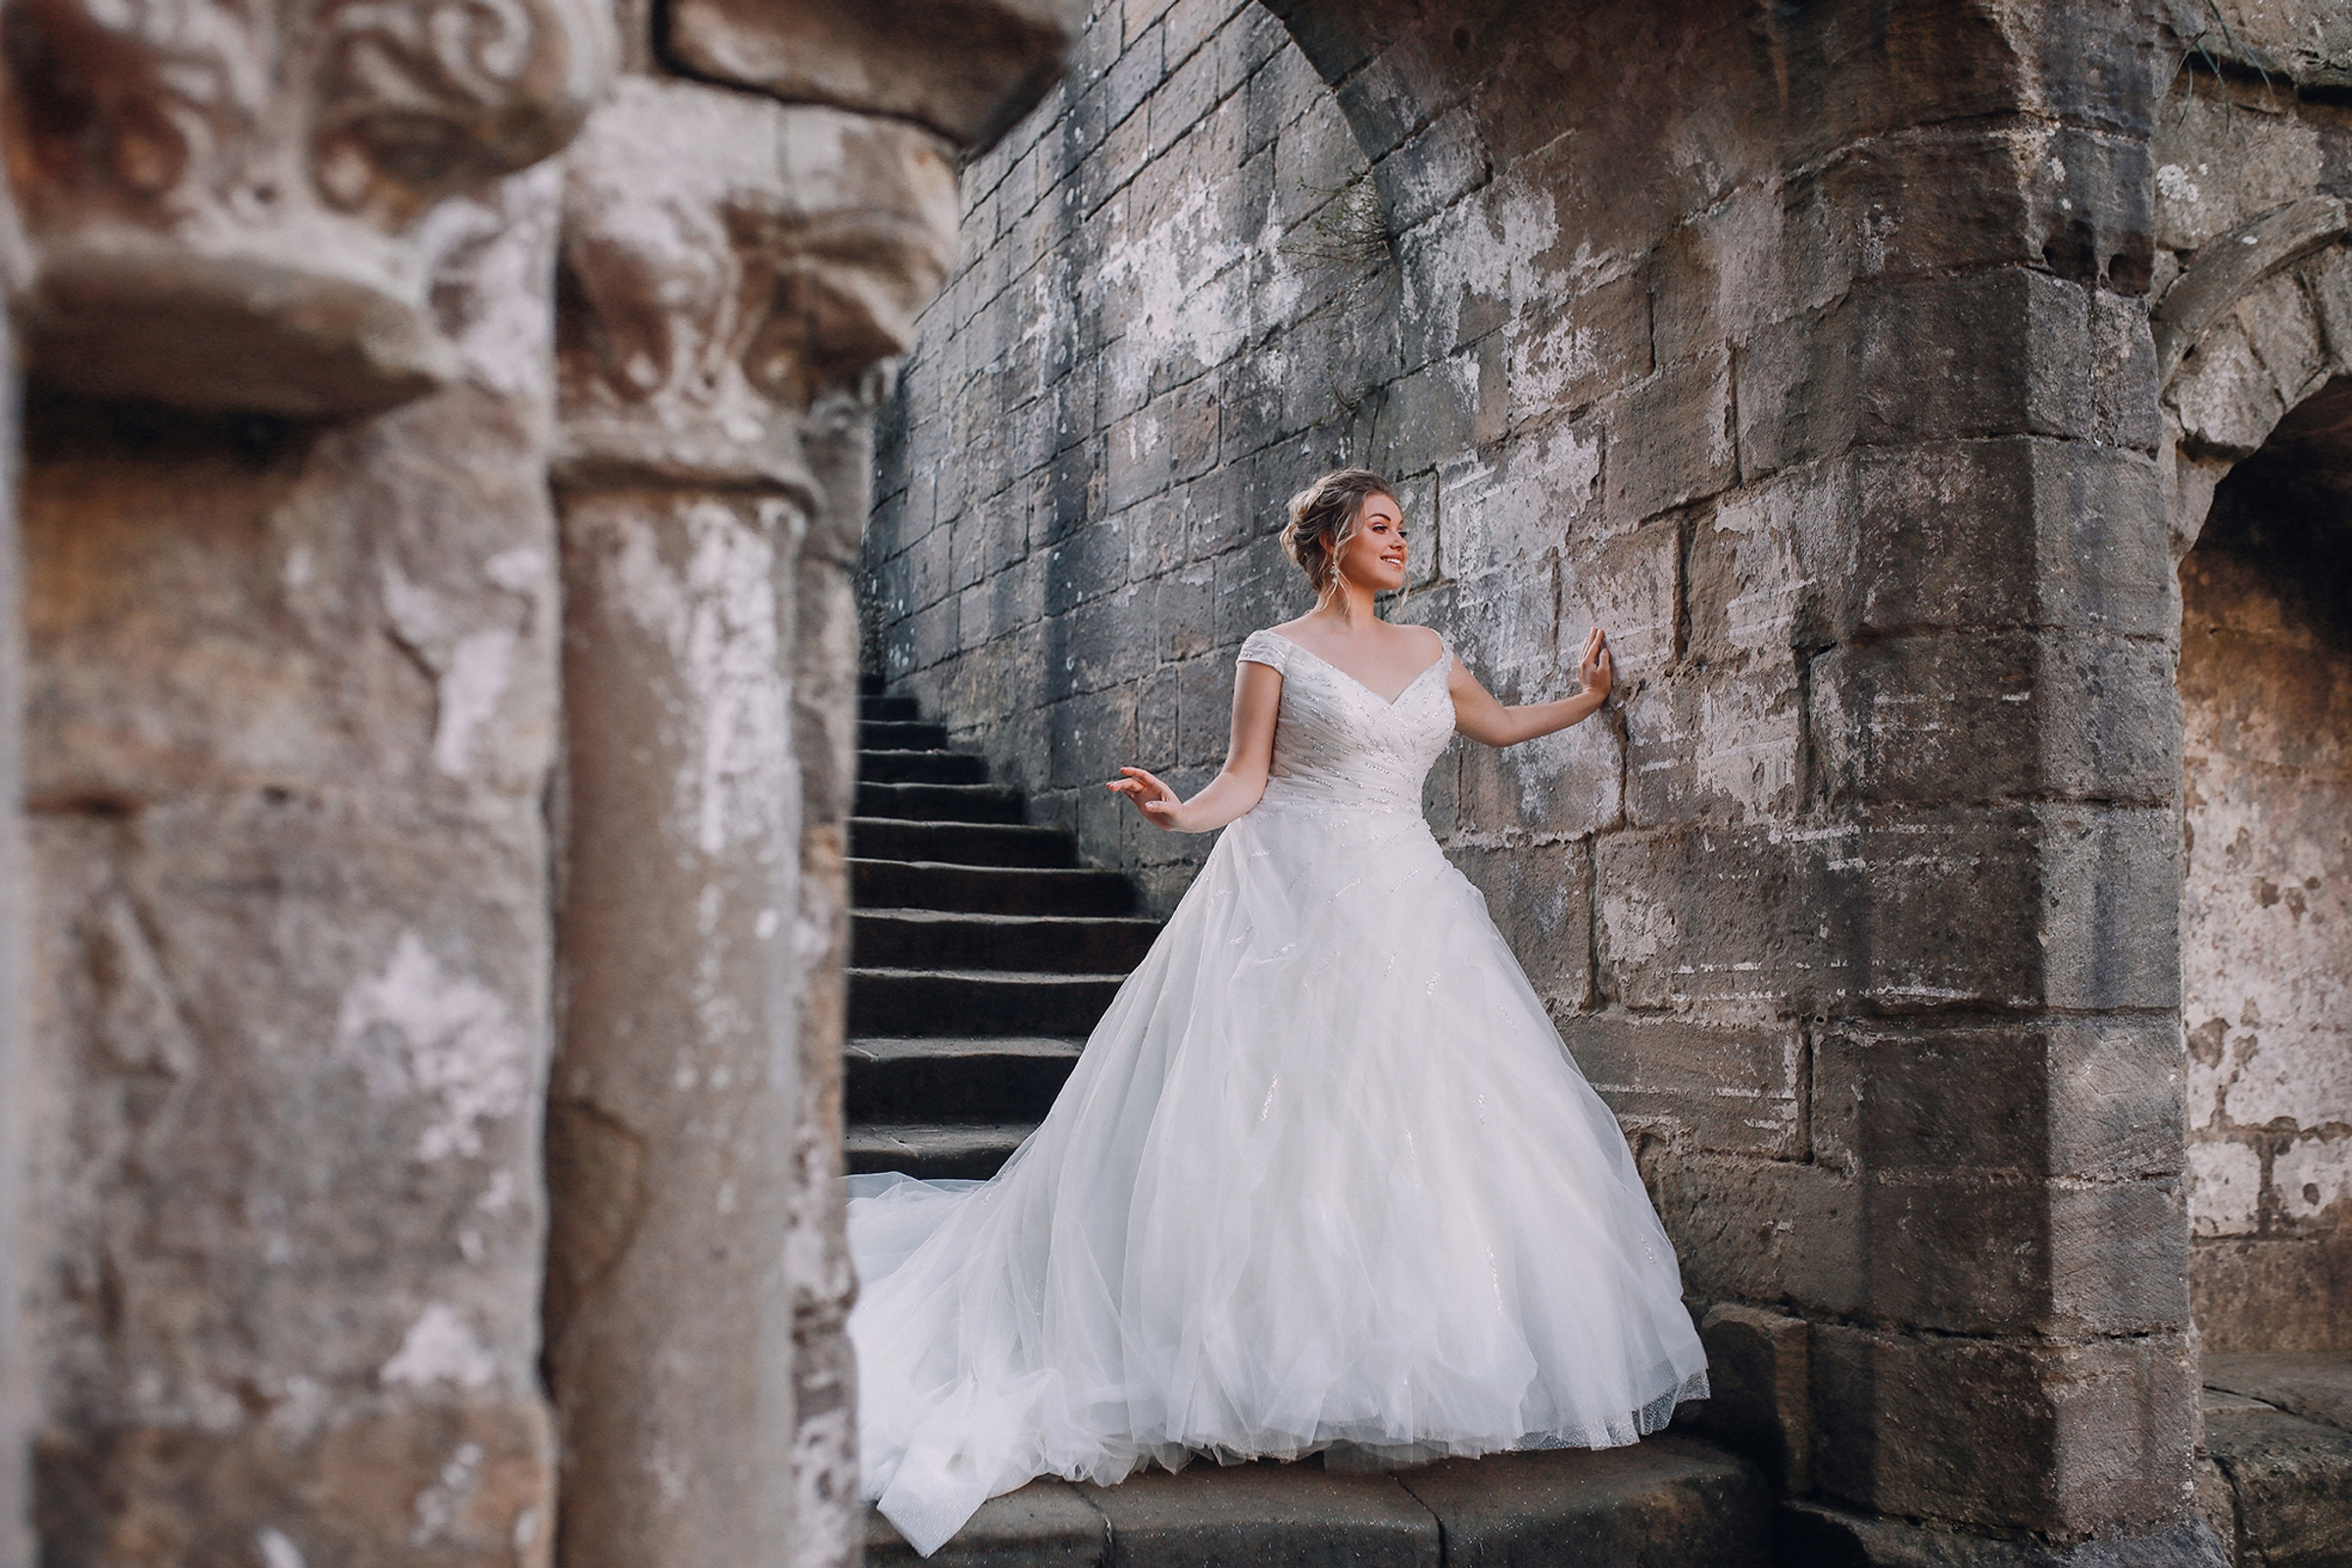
top-left (846, 679), bottom-right (1160, 1182)
top-left (844, 677), bottom-right (1774, 1566)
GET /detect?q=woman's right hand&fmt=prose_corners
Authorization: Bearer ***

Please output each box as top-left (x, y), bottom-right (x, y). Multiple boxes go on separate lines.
top-left (1105, 766), bottom-right (1182, 830)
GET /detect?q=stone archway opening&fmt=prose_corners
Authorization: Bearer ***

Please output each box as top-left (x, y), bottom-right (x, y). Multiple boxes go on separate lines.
top-left (2180, 374), bottom-right (2352, 1354)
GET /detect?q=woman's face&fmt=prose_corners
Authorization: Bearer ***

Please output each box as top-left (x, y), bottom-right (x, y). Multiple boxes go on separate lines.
top-left (1333, 493), bottom-right (1407, 594)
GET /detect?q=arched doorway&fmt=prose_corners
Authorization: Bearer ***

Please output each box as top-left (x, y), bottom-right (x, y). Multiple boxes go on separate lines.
top-left (2180, 374), bottom-right (2352, 1352)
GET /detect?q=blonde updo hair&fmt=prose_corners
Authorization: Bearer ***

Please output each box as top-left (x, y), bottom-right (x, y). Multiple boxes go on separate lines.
top-left (1281, 467), bottom-right (1396, 602)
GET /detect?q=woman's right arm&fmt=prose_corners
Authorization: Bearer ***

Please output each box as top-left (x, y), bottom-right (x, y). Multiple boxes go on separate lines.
top-left (1104, 660), bottom-right (1282, 833)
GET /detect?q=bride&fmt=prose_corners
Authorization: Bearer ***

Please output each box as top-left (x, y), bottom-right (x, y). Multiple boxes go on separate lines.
top-left (848, 468), bottom-right (1709, 1556)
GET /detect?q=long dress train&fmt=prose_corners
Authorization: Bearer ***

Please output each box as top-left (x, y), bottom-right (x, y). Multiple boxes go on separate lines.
top-left (847, 627), bottom-right (1709, 1555)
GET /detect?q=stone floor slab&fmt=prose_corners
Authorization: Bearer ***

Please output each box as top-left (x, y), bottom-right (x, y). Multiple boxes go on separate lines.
top-left (2200, 1398), bottom-right (2352, 1568)
top-left (865, 1478), bottom-right (1110, 1567)
top-left (1082, 1458), bottom-right (1443, 1568)
top-left (1392, 1436), bottom-right (1772, 1568)
top-left (2202, 1351), bottom-right (2352, 1435)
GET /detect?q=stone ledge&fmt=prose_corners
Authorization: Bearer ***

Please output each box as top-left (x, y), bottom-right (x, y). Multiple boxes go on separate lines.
top-left (865, 1433), bottom-right (1771, 1566)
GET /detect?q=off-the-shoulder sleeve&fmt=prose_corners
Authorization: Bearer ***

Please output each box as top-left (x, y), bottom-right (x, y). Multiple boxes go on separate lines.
top-left (1237, 628), bottom-right (1290, 673)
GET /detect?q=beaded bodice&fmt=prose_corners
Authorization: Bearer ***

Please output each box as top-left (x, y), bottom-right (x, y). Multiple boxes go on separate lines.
top-left (1237, 628), bottom-right (1456, 815)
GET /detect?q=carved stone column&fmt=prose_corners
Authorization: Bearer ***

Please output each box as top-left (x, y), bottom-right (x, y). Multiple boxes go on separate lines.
top-left (544, 74), bottom-right (956, 1568)
top-left (4, 0), bottom-right (610, 1559)
top-left (0, 199), bottom-right (30, 1568)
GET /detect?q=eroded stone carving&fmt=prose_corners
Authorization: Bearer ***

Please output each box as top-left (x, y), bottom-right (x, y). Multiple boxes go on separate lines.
top-left (2, 0), bottom-right (613, 416)
top-left (554, 75), bottom-right (957, 494)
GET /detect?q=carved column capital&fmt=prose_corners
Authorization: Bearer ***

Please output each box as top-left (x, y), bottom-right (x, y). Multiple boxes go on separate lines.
top-left (552, 74), bottom-right (957, 500)
top-left (3, 0), bottom-right (615, 416)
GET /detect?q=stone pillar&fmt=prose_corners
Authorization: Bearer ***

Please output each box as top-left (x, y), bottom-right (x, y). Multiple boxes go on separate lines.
top-left (543, 75), bottom-right (956, 1568)
top-left (2, 0), bottom-right (610, 1556)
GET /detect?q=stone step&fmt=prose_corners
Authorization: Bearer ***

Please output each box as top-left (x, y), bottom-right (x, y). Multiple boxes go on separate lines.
top-left (849, 816), bottom-right (1078, 868)
top-left (861, 748), bottom-right (990, 785)
top-left (2195, 1351), bottom-right (2352, 1567)
top-left (860, 718), bottom-right (949, 750)
top-left (855, 781), bottom-right (1026, 823)
top-left (846, 1121), bottom-right (1031, 1180)
top-left (852, 909), bottom-right (1160, 973)
top-left (850, 967), bottom-right (1126, 1038)
top-left (861, 693), bottom-right (918, 721)
top-left (847, 1035), bottom-right (1083, 1123)
top-left (851, 859), bottom-right (1135, 917)
top-left (860, 671), bottom-right (888, 698)
top-left (864, 1434), bottom-right (1772, 1566)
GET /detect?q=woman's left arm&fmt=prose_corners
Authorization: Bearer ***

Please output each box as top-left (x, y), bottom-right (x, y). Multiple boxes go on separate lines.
top-left (1449, 626), bottom-right (1613, 747)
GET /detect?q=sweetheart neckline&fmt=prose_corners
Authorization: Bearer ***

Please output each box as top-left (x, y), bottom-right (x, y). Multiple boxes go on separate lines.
top-left (1261, 630), bottom-right (1450, 708)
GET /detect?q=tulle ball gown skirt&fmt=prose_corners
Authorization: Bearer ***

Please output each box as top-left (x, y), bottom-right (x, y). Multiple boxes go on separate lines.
top-left (846, 782), bottom-right (1709, 1556)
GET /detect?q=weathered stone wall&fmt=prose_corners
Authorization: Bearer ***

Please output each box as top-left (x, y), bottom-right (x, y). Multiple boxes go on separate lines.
top-left (2150, 10), bottom-right (2352, 1354)
top-left (866, 0), bottom-right (1383, 913)
top-left (874, 0), bottom-right (2218, 1554)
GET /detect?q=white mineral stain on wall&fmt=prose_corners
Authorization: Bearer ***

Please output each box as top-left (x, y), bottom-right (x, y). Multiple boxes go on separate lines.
top-left (338, 933), bottom-right (533, 1161)
top-left (1088, 169), bottom-right (1309, 416)
top-left (433, 629), bottom-right (518, 775)
top-left (256, 1528), bottom-right (307, 1568)
top-left (611, 501), bottom-right (792, 857)
top-left (380, 1302), bottom-right (498, 1389)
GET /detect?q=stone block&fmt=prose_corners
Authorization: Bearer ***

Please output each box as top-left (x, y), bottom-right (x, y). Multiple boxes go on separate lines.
top-left (1846, 1173), bottom-right (2187, 1338)
top-left (1103, 24), bottom-right (1166, 132)
top-left (1604, 350), bottom-right (1736, 529)
top-left (1738, 271), bottom-right (2103, 477)
top-left (1383, 108), bottom-right (1491, 235)
top-left (30, 1401), bottom-right (557, 1568)
top-left (1046, 686), bottom-right (1139, 789)
top-left (864, 1479), bottom-right (1109, 1566)
top-left (1825, 439), bottom-right (2172, 640)
top-left (1389, 1437), bottom-right (1772, 1568)
top-left (1558, 1017), bottom-right (1804, 1159)
top-left (1593, 827), bottom-right (1843, 1015)
top-left (2201, 1352), bottom-right (2352, 1434)
top-left (1621, 652), bottom-right (1802, 829)
top-left (2191, 1237), bottom-right (2352, 1354)
top-left (1044, 514), bottom-right (1134, 615)
top-left (1055, 583), bottom-right (1156, 692)
top-left (1775, 1498), bottom-right (2227, 1567)
top-left (1080, 1460), bottom-right (1440, 1568)
top-left (1650, 182), bottom-right (1792, 367)
top-left (1791, 124), bottom-right (2155, 294)
top-left (1648, 1155), bottom-right (1866, 1319)
top-left (1435, 415), bottom-right (1605, 580)
top-left (665, 0), bottom-right (1084, 148)
top-left (1811, 1018), bottom-right (2186, 1184)
top-left (1809, 1325), bottom-right (2194, 1534)
top-left (2200, 1402), bottom-right (2352, 1568)
top-left (1680, 1304), bottom-right (1813, 1494)
top-left (1807, 631), bottom-right (2180, 808)
top-left (1176, 653), bottom-right (1236, 769)
top-left (1503, 270), bottom-right (1652, 427)
top-left (1447, 839), bottom-right (1593, 1012)
top-left (1212, 541), bottom-right (1302, 648)
top-left (1148, 29), bottom-right (1225, 157)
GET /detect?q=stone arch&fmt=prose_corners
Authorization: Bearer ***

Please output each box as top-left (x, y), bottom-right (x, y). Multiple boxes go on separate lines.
top-left (2159, 202), bottom-right (2352, 1352)
top-left (2159, 200), bottom-right (2352, 555)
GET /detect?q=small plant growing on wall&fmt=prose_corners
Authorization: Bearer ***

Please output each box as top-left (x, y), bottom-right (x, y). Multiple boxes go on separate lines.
top-left (1280, 172), bottom-right (1396, 432)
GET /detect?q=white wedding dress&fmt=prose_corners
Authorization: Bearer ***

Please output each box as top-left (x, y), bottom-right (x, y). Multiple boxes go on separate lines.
top-left (848, 628), bottom-right (1709, 1555)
